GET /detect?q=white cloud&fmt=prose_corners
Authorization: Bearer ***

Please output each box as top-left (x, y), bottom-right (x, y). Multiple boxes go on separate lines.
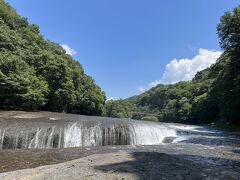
top-left (61, 44), bottom-right (77, 56)
top-left (106, 97), bottom-right (116, 101)
top-left (138, 87), bottom-right (146, 93)
top-left (138, 48), bottom-right (222, 93)
top-left (160, 49), bottom-right (222, 84)
top-left (149, 80), bottom-right (162, 87)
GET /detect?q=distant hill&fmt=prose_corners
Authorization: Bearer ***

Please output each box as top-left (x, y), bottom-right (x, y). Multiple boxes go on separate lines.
top-left (0, 0), bottom-right (106, 115)
top-left (105, 6), bottom-right (240, 126)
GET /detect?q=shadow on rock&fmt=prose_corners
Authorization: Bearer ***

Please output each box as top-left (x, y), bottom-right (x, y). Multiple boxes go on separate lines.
top-left (95, 152), bottom-right (240, 180)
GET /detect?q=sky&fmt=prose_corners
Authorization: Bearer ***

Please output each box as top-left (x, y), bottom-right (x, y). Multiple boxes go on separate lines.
top-left (6, 0), bottom-right (240, 99)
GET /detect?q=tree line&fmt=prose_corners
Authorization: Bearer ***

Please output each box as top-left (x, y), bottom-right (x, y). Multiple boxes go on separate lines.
top-left (0, 0), bottom-right (106, 115)
top-left (0, 0), bottom-right (239, 125)
top-left (105, 6), bottom-right (240, 126)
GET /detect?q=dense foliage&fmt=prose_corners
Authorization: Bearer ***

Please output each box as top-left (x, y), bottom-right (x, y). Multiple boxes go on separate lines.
top-left (1, 0), bottom-right (239, 124)
top-left (0, 0), bottom-right (106, 115)
top-left (106, 6), bottom-right (240, 125)
top-left (104, 100), bottom-right (132, 118)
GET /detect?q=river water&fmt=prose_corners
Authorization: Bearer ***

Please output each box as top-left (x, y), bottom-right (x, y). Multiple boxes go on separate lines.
top-left (1, 112), bottom-right (239, 150)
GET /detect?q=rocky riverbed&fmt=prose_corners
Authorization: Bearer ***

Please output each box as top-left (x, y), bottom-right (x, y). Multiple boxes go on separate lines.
top-left (0, 144), bottom-right (240, 179)
top-left (0, 111), bottom-right (240, 179)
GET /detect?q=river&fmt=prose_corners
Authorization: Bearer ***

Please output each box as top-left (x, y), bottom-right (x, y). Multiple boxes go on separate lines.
top-left (0, 111), bottom-right (239, 179)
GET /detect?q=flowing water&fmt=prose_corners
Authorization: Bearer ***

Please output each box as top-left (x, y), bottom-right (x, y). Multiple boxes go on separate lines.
top-left (0, 112), bottom-right (237, 149)
top-left (1, 112), bottom-right (240, 179)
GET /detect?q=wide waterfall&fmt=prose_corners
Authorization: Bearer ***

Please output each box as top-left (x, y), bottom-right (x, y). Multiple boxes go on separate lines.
top-left (0, 113), bottom-right (193, 150)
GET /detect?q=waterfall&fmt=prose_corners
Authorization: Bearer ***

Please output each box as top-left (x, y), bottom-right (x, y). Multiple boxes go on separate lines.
top-left (0, 116), bottom-right (182, 150)
top-left (129, 123), bottom-right (176, 145)
top-left (64, 123), bottom-right (82, 147)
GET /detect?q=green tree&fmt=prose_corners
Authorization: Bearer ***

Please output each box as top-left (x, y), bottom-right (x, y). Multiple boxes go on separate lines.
top-left (0, 0), bottom-right (106, 115)
top-left (217, 6), bottom-right (240, 50)
top-left (105, 100), bottom-right (132, 118)
top-left (215, 6), bottom-right (240, 124)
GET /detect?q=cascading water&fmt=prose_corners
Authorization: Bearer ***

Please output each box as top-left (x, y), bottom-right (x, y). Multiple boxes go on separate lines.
top-left (0, 113), bottom-right (196, 150)
top-left (130, 123), bottom-right (177, 145)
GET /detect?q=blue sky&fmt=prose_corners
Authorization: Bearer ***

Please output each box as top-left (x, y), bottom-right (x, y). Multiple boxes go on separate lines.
top-left (6, 0), bottom-right (239, 99)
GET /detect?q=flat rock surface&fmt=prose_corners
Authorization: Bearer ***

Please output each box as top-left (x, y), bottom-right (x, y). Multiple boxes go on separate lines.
top-left (0, 111), bottom-right (240, 179)
top-left (0, 144), bottom-right (240, 180)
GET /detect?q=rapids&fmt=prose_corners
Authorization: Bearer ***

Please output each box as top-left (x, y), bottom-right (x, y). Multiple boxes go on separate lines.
top-left (0, 112), bottom-right (224, 149)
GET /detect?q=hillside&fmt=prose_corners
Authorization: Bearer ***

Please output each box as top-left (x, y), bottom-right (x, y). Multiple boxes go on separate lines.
top-left (106, 6), bottom-right (240, 126)
top-left (0, 0), bottom-right (106, 115)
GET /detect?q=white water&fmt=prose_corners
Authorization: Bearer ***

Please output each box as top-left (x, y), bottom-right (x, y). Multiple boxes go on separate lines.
top-left (129, 124), bottom-right (176, 145)
top-left (0, 120), bottom-right (181, 149)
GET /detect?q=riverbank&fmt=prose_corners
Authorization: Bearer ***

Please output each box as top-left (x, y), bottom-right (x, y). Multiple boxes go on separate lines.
top-left (0, 111), bottom-right (240, 179)
top-left (0, 144), bottom-right (240, 179)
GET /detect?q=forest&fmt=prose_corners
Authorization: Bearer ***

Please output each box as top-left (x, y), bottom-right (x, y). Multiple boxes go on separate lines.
top-left (0, 0), bottom-right (106, 115)
top-left (105, 6), bottom-right (240, 126)
top-left (0, 0), bottom-right (239, 126)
